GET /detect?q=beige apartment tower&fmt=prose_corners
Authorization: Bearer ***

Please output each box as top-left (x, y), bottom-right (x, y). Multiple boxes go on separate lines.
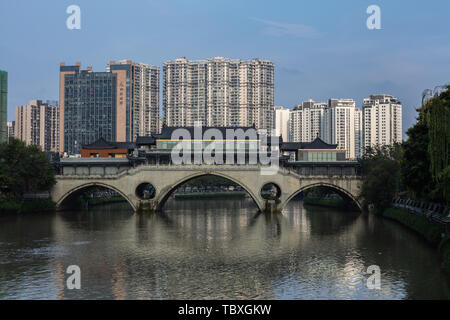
top-left (163, 57), bottom-right (274, 131)
top-left (107, 60), bottom-right (160, 139)
top-left (15, 100), bottom-right (59, 152)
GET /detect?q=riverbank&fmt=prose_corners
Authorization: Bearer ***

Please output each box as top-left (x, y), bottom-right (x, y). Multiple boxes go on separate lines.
top-left (0, 199), bottom-right (56, 214)
top-left (174, 192), bottom-right (247, 199)
top-left (87, 195), bottom-right (126, 206)
top-left (383, 208), bottom-right (450, 270)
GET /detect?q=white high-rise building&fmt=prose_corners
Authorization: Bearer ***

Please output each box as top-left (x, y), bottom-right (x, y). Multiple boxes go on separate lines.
top-left (289, 100), bottom-right (327, 142)
top-left (362, 94), bottom-right (402, 150)
top-left (354, 107), bottom-right (363, 158)
top-left (273, 106), bottom-right (290, 141)
top-left (6, 121), bottom-right (14, 140)
top-left (163, 57), bottom-right (274, 130)
top-left (325, 98), bottom-right (361, 159)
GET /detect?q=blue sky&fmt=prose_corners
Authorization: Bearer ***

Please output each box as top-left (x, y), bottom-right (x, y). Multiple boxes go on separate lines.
top-left (1, 0), bottom-right (450, 134)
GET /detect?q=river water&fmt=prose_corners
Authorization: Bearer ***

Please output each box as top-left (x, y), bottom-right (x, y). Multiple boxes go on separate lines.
top-left (0, 198), bottom-right (449, 300)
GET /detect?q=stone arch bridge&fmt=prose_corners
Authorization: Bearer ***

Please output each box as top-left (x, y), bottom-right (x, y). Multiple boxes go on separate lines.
top-left (51, 159), bottom-right (363, 212)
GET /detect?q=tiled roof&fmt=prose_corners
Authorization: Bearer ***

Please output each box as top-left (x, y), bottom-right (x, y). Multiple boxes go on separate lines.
top-left (303, 137), bottom-right (338, 149)
top-left (281, 137), bottom-right (338, 151)
top-left (153, 125), bottom-right (258, 139)
top-left (82, 137), bottom-right (135, 150)
top-left (135, 136), bottom-right (155, 145)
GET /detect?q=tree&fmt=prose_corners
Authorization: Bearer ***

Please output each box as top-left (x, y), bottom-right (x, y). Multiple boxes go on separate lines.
top-left (423, 86), bottom-right (450, 203)
top-left (359, 144), bottom-right (402, 213)
top-left (0, 139), bottom-right (56, 197)
top-left (401, 107), bottom-right (434, 200)
top-left (402, 85), bottom-right (450, 204)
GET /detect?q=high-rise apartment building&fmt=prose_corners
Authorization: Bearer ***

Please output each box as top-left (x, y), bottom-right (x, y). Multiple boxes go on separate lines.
top-left (7, 121), bottom-right (14, 140)
top-left (354, 107), bottom-right (363, 158)
top-left (59, 63), bottom-right (116, 155)
top-left (60, 61), bottom-right (160, 155)
top-left (163, 57), bottom-right (274, 130)
top-left (362, 94), bottom-right (402, 150)
top-left (107, 60), bottom-right (160, 139)
top-left (325, 98), bottom-right (362, 159)
top-left (274, 106), bottom-right (290, 142)
top-left (0, 70), bottom-right (7, 143)
top-left (289, 100), bottom-right (327, 143)
top-left (15, 100), bottom-right (59, 152)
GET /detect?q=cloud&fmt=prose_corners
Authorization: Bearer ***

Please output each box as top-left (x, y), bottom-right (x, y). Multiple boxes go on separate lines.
top-left (252, 18), bottom-right (321, 39)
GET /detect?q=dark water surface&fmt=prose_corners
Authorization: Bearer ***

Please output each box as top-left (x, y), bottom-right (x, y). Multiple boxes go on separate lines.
top-left (0, 198), bottom-right (449, 299)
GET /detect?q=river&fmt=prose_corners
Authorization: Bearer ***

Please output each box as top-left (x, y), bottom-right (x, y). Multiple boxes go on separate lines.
top-left (0, 198), bottom-right (449, 299)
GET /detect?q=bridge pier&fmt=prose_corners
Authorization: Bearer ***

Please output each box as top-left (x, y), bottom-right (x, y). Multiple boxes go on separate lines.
top-left (136, 199), bottom-right (159, 213)
top-left (262, 199), bottom-right (282, 214)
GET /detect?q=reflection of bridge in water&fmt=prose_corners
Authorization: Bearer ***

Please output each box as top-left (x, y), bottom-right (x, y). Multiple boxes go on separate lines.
top-left (51, 159), bottom-right (363, 212)
top-left (46, 200), bottom-right (376, 299)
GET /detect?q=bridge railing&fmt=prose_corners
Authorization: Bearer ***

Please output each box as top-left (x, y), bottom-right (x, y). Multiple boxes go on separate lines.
top-left (52, 155), bottom-right (363, 178)
top-left (281, 161), bottom-right (362, 177)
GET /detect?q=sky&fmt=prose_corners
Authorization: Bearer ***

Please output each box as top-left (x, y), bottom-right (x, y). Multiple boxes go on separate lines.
top-left (1, 0), bottom-right (450, 135)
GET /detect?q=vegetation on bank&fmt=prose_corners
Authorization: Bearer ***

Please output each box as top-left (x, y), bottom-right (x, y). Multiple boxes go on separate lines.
top-left (360, 85), bottom-right (450, 213)
top-left (401, 86), bottom-right (450, 203)
top-left (301, 187), bottom-right (359, 211)
top-left (181, 176), bottom-right (239, 188)
top-left (0, 199), bottom-right (56, 214)
top-left (0, 139), bottom-right (57, 214)
top-left (383, 208), bottom-right (450, 268)
top-left (87, 195), bottom-right (126, 206)
top-left (383, 208), bottom-right (442, 245)
top-left (174, 192), bottom-right (246, 199)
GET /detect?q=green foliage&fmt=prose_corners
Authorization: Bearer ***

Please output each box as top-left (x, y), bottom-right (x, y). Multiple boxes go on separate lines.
top-left (424, 86), bottom-right (450, 179)
top-left (423, 86), bottom-right (450, 202)
top-left (304, 186), bottom-right (337, 198)
top-left (401, 86), bottom-right (450, 203)
top-left (359, 144), bottom-right (402, 213)
top-left (401, 109), bottom-right (434, 200)
top-left (20, 200), bottom-right (56, 213)
top-left (0, 200), bottom-right (21, 213)
top-left (87, 195), bottom-right (125, 206)
top-left (383, 208), bottom-right (442, 245)
top-left (183, 175), bottom-right (238, 188)
top-left (174, 192), bottom-right (246, 199)
top-left (0, 139), bottom-right (56, 197)
top-left (0, 199), bottom-right (55, 214)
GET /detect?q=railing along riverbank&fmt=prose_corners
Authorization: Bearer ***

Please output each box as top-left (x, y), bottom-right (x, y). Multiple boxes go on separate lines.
top-left (392, 198), bottom-right (450, 235)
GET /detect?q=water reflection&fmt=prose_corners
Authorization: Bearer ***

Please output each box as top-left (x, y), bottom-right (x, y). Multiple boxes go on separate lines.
top-left (0, 198), bottom-right (449, 299)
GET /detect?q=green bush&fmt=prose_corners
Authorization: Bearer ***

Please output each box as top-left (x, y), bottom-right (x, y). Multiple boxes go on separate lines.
top-left (383, 208), bottom-right (442, 245)
top-left (21, 200), bottom-right (55, 213)
top-left (0, 201), bottom-right (22, 213)
top-left (0, 199), bottom-right (55, 214)
top-left (88, 195), bottom-right (125, 205)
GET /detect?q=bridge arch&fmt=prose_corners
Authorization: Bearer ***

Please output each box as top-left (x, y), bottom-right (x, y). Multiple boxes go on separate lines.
top-left (282, 182), bottom-right (362, 211)
top-left (55, 182), bottom-right (137, 211)
top-left (155, 172), bottom-right (264, 211)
